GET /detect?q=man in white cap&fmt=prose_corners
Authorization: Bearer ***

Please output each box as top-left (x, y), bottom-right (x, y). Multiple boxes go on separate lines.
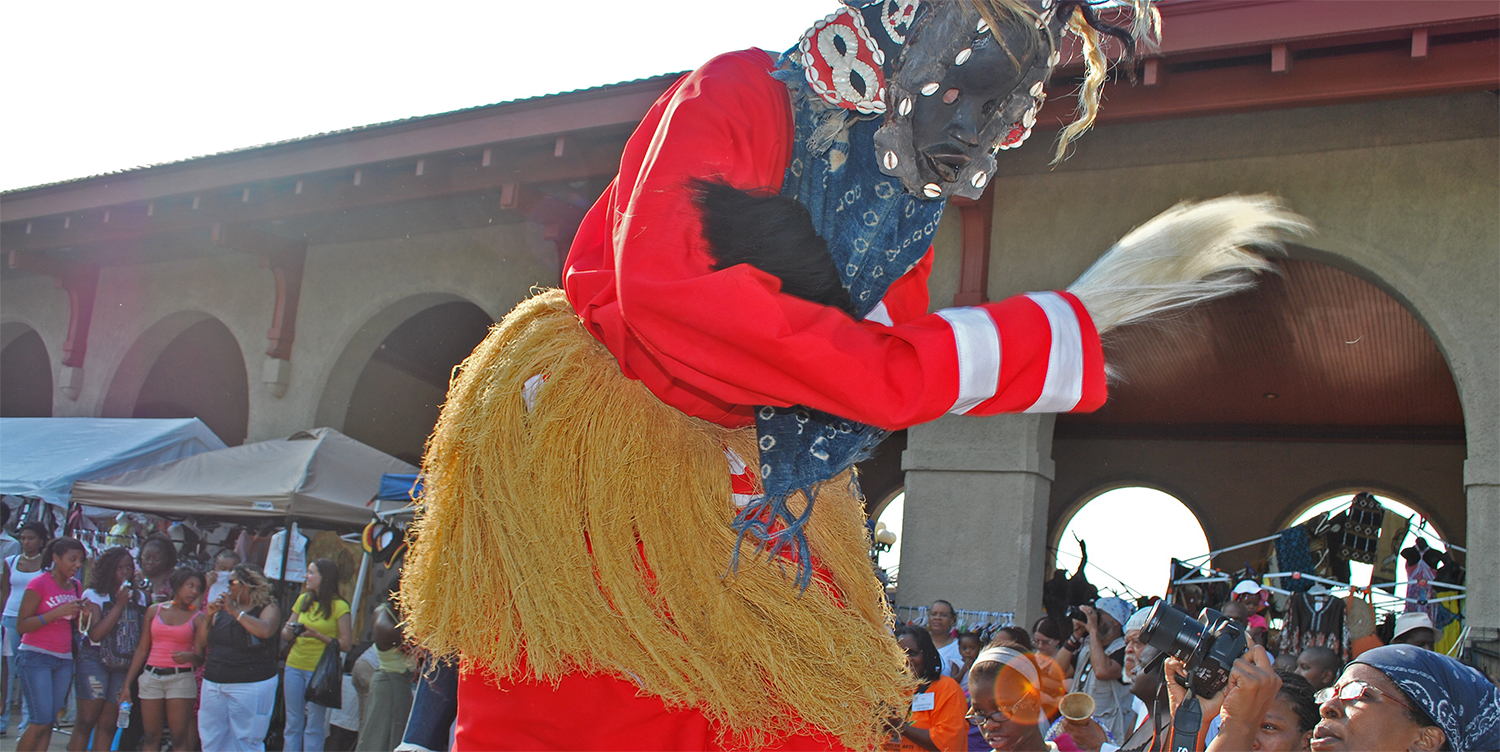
top-left (1392, 611), bottom-right (1438, 651)
top-left (1058, 596), bottom-right (1137, 742)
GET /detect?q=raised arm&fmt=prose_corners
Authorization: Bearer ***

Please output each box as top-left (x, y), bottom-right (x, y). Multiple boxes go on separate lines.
top-left (236, 602), bottom-right (280, 640)
top-left (89, 582), bottom-right (134, 643)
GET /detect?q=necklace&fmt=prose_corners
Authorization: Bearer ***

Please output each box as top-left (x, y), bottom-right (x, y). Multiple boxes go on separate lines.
top-left (18, 552), bottom-right (40, 562)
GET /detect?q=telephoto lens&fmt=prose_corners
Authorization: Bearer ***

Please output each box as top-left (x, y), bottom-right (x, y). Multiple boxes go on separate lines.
top-left (1138, 601), bottom-right (1245, 698)
top-left (1139, 601), bottom-right (1208, 664)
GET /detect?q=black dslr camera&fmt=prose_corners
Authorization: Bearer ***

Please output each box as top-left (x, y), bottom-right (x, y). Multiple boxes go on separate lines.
top-left (1139, 601), bottom-right (1246, 698)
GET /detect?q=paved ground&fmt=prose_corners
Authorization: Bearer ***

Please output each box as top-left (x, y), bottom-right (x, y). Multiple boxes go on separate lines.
top-left (0, 705), bottom-right (78, 751)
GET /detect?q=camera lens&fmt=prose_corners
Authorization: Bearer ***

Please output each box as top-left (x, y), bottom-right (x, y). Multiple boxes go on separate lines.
top-left (1139, 601), bottom-right (1207, 665)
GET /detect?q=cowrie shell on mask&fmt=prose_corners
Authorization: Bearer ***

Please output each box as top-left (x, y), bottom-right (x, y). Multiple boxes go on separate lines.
top-left (955, 48), bottom-right (972, 65)
top-left (921, 82), bottom-right (940, 96)
top-left (1022, 108), bottom-right (1037, 128)
top-left (883, 151), bottom-right (899, 170)
top-left (977, 19), bottom-right (989, 33)
top-left (971, 171), bottom-right (988, 189)
top-left (899, 98), bottom-right (912, 116)
top-left (1049, 50), bottom-right (1061, 67)
top-left (922, 183), bottom-right (943, 198)
top-left (1031, 81), bottom-right (1045, 97)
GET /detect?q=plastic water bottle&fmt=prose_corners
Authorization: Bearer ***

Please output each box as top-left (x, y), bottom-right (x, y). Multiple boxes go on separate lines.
top-left (111, 700), bottom-right (131, 751)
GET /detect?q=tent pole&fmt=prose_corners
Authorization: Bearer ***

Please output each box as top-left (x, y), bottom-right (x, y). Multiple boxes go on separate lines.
top-left (277, 514), bottom-right (295, 616)
top-left (350, 501), bottom-right (377, 622)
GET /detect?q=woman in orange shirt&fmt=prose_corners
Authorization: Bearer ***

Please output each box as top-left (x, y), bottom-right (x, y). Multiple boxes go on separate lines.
top-left (889, 625), bottom-right (969, 752)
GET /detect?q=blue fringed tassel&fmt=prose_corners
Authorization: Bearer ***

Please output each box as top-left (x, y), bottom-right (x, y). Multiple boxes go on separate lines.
top-left (733, 404), bottom-right (888, 593)
top-left (731, 488), bottom-right (819, 592)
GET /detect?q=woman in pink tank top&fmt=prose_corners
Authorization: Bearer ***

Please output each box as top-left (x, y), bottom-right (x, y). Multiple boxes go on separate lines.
top-left (122, 567), bottom-right (205, 752)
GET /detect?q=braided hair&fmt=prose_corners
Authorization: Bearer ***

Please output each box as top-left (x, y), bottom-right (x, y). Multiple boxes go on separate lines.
top-left (1274, 671), bottom-right (1321, 734)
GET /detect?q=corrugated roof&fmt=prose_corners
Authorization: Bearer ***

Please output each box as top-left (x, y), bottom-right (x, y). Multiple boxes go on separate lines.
top-left (2, 71), bottom-right (684, 196)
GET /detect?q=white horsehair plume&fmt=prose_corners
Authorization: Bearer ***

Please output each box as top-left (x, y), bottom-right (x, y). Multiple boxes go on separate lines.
top-left (1067, 195), bottom-right (1312, 335)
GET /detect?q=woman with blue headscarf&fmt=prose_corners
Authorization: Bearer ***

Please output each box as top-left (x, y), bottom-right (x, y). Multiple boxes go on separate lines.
top-left (1310, 644), bottom-right (1498, 752)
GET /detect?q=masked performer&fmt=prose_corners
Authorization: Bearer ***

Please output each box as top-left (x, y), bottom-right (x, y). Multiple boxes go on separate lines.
top-left (401, 1), bottom-right (1307, 749)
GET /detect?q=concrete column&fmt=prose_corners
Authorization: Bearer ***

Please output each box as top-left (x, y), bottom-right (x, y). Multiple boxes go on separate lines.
top-left (899, 412), bottom-right (1055, 629)
top-left (1463, 457), bottom-right (1499, 665)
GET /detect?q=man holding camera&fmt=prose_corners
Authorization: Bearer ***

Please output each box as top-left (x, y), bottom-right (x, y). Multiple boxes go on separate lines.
top-left (1059, 597), bottom-right (1137, 743)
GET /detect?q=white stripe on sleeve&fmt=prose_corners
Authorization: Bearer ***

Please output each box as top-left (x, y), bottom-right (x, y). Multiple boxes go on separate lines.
top-left (936, 307), bottom-right (1001, 415)
top-left (1023, 292), bottom-right (1084, 413)
top-left (863, 301), bottom-right (894, 326)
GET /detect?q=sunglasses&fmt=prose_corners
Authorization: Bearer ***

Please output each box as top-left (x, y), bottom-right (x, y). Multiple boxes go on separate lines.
top-left (1317, 679), bottom-right (1415, 714)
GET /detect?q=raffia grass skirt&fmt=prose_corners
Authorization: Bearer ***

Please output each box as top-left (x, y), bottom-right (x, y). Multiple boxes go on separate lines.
top-left (399, 289), bottom-right (912, 750)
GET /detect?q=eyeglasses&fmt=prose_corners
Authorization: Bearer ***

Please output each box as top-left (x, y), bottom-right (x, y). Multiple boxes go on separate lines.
top-left (1317, 680), bottom-right (1415, 714)
top-left (966, 698), bottom-right (1033, 727)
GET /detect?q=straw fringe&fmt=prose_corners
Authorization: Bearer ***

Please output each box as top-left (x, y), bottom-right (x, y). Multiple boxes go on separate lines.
top-left (400, 289), bottom-right (912, 750)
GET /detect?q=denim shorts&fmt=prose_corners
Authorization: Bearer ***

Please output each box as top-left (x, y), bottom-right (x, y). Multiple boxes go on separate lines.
top-left (15, 649), bottom-right (72, 727)
top-left (75, 655), bottom-right (130, 703)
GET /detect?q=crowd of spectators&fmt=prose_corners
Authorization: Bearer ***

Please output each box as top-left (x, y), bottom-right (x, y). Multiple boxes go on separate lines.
top-left (888, 596), bottom-right (1498, 752)
top-left (0, 522), bottom-right (417, 752)
top-left (1, 503), bottom-right (1494, 752)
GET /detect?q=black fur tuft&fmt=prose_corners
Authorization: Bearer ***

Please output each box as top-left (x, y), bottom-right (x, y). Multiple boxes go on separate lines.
top-left (692, 180), bottom-right (855, 315)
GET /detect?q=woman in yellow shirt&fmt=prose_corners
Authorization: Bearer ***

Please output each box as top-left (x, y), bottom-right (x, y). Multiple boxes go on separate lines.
top-left (888, 625), bottom-right (968, 752)
top-left (279, 558), bottom-right (352, 752)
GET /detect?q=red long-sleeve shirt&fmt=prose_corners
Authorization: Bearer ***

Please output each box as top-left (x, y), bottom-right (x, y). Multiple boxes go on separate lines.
top-left (564, 48), bottom-right (1107, 430)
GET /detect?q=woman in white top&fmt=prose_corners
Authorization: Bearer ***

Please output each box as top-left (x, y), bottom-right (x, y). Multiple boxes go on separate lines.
top-left (0, 523), bottom-right (49, 737)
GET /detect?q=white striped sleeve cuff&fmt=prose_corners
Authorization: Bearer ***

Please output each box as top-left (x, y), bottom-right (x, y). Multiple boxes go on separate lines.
top-left (936, 307), bottom-right (1001, 415)
top-left (1023, 291), bottom-right (1085, 414)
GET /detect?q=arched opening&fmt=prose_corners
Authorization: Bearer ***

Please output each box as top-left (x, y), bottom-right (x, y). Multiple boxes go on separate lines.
top-left (873, 489), bottom-right (906, 585)
top-left (129, 317), bottom-right (249, 445)
top-left (1054, 486), bottom-right (1209, 600)
top-left (1051, 255), bottom-right (1467, 593)
top-left (0, 324), bottom-right (53, 417)
top-left (340, 301), bottom-right (494, 465)
top-left (1287, 492), bottom-right (1455, 605)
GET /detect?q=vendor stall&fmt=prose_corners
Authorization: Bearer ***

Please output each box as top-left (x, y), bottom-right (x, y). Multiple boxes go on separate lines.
top-left (0, 417), bottom-right (225, 507)
top-left (1168, 491), bottom-right (1468, 661)
top-left (70, 427), bottom-right (414, 527)
top-left (72, 427), bottom-right (414, 603)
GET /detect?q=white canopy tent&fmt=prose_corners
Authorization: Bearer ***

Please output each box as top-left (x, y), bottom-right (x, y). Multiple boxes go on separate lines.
top-left (0, 417), bottom-right (227, 507)
top-left (71, 427), bottom-right (416, 528)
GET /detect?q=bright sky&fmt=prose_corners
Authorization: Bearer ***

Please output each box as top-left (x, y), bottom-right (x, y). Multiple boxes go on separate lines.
top-left (1054, 487), bottom-right (1209, 600)
top-left (875, 486), bottom-right (1211, 602)
top-left (0, 1), bottom-right (831, 192)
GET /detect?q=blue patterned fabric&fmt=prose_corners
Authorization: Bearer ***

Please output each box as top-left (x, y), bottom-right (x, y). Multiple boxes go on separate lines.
top-left (1275, 525), bottom-right (1316, 593)
top-left (1353, 644), bottom-right (1499, 751)
top-left (732, 55), bottom-right (946, 589)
